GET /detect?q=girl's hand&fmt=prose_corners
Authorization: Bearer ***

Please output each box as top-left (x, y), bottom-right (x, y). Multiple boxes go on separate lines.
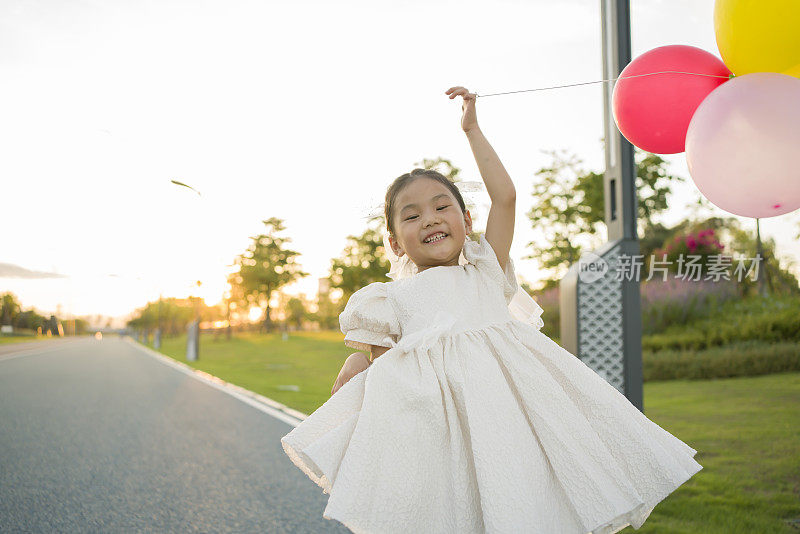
top-left (331, 352), bottom-right (371, 396)
top-left (445, 86), bottom-right (478, 133)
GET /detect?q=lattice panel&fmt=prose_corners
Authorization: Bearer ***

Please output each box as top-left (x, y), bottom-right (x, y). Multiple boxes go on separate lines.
top-left (577, 245), bottom-right (625, 394)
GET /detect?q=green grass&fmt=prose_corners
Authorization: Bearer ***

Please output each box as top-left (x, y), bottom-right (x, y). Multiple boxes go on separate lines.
top-left (0, 334), bottom-right (49, 345)
top-left (641, 373), bottom-right (800, 533)
top-left (157, 330), bottom-right (352, 415)
top-left (147, 331), bottom-right (800, 533)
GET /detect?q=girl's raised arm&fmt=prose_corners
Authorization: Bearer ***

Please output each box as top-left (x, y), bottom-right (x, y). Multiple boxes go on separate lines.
top-left (445, 86), bottom-right (516, 270)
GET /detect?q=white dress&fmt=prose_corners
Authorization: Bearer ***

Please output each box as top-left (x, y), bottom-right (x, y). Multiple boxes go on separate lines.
top-left (281, 234), bottom-right (702, 534)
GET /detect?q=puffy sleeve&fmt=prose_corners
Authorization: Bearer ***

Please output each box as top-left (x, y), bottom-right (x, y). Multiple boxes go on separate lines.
top-left (467, 233), bottom-right (520, 304)
top-left (339, 282), bottom-right (401, 352)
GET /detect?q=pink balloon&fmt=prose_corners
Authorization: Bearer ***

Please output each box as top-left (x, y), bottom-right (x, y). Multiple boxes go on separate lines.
top-left (612, 45), bottom-right (731, 154)
top-left (685, 72), bottom-right (800, 218)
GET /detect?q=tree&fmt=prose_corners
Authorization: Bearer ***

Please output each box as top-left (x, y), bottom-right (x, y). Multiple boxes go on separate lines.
top-left (286, 297), bottom-right (307, 329)
top-left (415, 157), bottom-right (461, 181)
top-left (328, 222), bottom-right (392, 304)
top-left (1, 293), bottom-right (21, 326)
top-left (126, 298), bottom-right (205, 336)
top-left (230, 218), bottom-right (308, 333)
top-left (525, 149), bottom-right (686, 287)
top-left (313, 291), bottom-right (341, 330)
top-left (223, 273), bottom-right (242, 339)
top-left (72, 318), bottom-right (89, 336)
top-left (726, 218), bottom-right (799, 297)
top-left (16, 309), bottom-right (47, 331)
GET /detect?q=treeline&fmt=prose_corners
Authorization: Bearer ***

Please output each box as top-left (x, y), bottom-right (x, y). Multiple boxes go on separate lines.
top-left (126, 297), bottom-right (222, 336)
top-left (0, 293), bottom-right (87, 336)
top-left (126, 153), bottom-right (800, 337)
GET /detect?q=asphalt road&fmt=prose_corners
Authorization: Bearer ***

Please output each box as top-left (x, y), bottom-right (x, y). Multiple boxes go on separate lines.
top-left (0, 337), bottom-right (349, 533)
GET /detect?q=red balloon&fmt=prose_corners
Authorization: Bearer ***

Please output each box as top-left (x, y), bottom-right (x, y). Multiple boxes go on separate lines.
top-left (612, 45), bottom-right (731, 154)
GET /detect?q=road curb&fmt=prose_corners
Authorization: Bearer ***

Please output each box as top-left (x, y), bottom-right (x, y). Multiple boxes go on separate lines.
top-left (124, 337), bottom-right (308, 428)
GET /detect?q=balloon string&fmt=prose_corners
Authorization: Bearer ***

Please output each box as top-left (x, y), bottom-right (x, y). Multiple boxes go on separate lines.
top-left (476, 71), bottom-right (731, 98)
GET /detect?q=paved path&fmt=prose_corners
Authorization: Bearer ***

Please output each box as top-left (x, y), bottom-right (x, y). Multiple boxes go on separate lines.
top-left (0, 337), bottom-right (348, 533)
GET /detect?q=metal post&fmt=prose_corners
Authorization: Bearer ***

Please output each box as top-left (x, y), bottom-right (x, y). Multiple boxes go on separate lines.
top-left (559, 0), bottom-right (643, 412)
top-left (186, 319), bottom-right (199, 362)
top-left (155, 294), bottom-right (162, 349)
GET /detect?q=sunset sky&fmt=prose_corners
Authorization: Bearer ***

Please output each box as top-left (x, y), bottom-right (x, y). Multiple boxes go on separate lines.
top-left (2, 0), bottom-right (799, 326)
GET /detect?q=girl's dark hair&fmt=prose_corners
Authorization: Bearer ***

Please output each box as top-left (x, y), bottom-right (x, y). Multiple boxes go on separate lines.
top-left (384, 169), bottom-right (467, 235)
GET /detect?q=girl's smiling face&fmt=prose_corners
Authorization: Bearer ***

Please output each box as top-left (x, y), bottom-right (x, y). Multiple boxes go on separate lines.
top-left (388, 177), bottom-right (472, 272)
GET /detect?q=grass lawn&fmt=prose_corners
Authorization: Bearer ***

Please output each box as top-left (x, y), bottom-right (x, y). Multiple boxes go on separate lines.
top-left (157, 330), bottom-right (351, 415)
top-left (642, 373), bottom-right (799, 533)
top-left (0, 335), bottom-right (49, 345)
top-left (149, 330), bottom-right (800, 533)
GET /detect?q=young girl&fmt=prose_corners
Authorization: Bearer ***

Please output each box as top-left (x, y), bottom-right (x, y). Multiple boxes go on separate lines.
top-left (281, 86), bottom-right (702, 534)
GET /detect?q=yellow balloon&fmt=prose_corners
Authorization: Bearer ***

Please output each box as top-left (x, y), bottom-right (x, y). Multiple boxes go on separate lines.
top-left (714, 0), bottom-right (800, 78)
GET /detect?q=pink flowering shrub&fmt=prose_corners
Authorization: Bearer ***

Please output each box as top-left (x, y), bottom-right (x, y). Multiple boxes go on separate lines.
top-left (652, 228), bottom-right (725, 275)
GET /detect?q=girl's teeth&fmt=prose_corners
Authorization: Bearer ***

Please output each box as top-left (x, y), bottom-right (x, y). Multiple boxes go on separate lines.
top-left (426, 234), bottom-right (446, 243)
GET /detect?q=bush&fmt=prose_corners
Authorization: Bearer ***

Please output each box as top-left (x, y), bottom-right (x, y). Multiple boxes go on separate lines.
top-left (643, 294), bottom-right (800, 352)
top-left (643, 340), bottom-right (800, 381)
top-left (651, 227), bottom-right (725, 275)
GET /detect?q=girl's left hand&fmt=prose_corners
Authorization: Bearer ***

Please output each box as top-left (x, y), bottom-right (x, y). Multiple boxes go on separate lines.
top-left (445, 86), bottom-right (478, 133)
top-left (331, 352), bottom-right (370, 396)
